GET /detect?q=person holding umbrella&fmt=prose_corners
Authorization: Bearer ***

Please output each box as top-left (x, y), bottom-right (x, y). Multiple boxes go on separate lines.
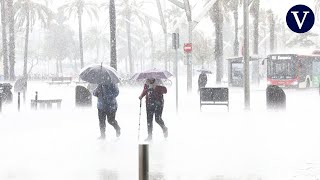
top-left (80, 64), bottom-right (121, 140)
top-left (198, 72), bottom-right (208, 92)
top-left (139, 78), bottom-right (168, 141)
top-left (93, 83), bottom-right (121, 139)
top-left (197, 69), bottom-right (212, 92)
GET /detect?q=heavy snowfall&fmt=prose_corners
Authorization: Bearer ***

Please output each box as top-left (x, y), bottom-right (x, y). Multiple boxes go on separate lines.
top-left (1, 0), bottom-right (320, 180)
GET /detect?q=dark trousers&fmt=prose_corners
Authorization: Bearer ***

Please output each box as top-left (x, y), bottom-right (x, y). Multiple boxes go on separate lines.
top-left (146, 103), bottom-right (167, 137)
top-left (98, 109), bottom-right (120, 136)
top-left (198, 83), bottom-right (206, 92)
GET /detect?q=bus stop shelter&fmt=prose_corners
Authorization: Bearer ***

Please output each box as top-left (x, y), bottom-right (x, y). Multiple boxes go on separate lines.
top-left (227, 56), bottom-right (261, 87)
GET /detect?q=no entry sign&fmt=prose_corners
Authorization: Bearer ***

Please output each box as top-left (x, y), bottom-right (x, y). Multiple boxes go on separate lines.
top-left (184, 43), bottom-right (192, 53)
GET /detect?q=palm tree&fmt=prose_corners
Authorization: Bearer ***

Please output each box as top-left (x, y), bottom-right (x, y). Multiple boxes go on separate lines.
top-left (7, 0), bottom-right (15, 80)
top-left (84, 27), bottom-right (109, 63)
top-left (44, 10), bottom-right (76, 76)
top-left (250, 0), bottom-right (260, 55)
top-left (120, 0), bottom-right (134, 74)
top-left (117, 0), bottom-right (146, 74)
top-left (250, 0), bottom-right (260, 84)
top-left (228, 0), bottom-right (241, 56)
top-left (193, 31), bottom-right (214, 67)
top-left (60, 0), bottom-right (98, 69)
top-left (155, 0), bottom-right (167, 70)
top-left (258, 8), bottom-right (268, 56)
top-left (116, 24), bottom-right (147, 73)
top-left (101, 0), bottom-right (119, 70)
top-left (210, 0), bottom-right (224, 84)
top-left (267, 10), bottom-right (275, 53)
top-left (1, 0), bottom-right (9, 80)
top-left (142, 16), bottom-right (155, 67)
top-left (109, 0), bottom-right (117, 70)
top-left (15, 0), bottom-right (52, 78)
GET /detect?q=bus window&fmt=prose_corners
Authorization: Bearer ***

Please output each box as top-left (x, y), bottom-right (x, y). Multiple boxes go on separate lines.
top-left (268, 60), bottom-right (297, 79)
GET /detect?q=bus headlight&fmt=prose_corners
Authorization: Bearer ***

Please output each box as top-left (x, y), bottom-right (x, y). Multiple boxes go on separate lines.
top-left (292, 81), bottom-right (298, 85)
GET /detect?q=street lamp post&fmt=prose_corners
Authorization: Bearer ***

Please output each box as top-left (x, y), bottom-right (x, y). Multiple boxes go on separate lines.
top-left (243, 0), bottom-right (250, 110)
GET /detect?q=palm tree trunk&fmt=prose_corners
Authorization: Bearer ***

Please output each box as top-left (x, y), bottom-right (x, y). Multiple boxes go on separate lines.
top-left (253, 0), bottom-right (260, 55)
top-left (155, 0), bottom-right (167, 70)
top-left (59, 59), bottom-right (63, 74)
top-left (47, 57), bottom-right (50, 76)
top-left (7, 0), bottom-right (15, 80)
top-left (109, 0), bottom-right (117, 70)
top-left (78, 11), bottom-right (84, 69)
top-left (211, 0), bottom-right (224, 84)
top-left (56, 58), bottom-right (59, 76)
top-left (145, 18), bottom-right (154, 68)
top-left (74, 57), bottom-right (78, 73)
top-left (126, 15), bottom-right (133, 74)
top-left (201, 58), bottom-right (204, 68)
top-left (282, 22), bottom-right (286, 51)
top-left (125, 57), bottom-right (128, 73)
top-left (270, 12), bottom-right (275, 53)
top-left (274, 32), bottom-right (277, 52)
top-left (1, 0), bottom-right (8, 80)
top-left (96, 43), bottom-right (100, 63)
top-left (233, 8), bottom-right (239, 56)
top-left (252, 0), bottom-right (260, 84)
top-left (23, 10), bottom-right (30, 79)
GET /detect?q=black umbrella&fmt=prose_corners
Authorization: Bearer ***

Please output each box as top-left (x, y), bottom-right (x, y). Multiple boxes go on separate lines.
top-left (14, 77), bottom-right (27, 92)
top-left (197, 68), bottom-right (212, 74)
top-left (80, 64), bottom-right (120, 84)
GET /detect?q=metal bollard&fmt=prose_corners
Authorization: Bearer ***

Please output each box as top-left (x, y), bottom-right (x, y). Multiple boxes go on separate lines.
top-left (35, 91), bottom-right (38, 110)
top-left (18, 92), bottom-right (21, 112)
top-left (139, 144), bottom-right (149, 180)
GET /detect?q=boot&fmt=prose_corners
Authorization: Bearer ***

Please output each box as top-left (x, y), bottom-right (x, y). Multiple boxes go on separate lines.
top-left (98, 127), bottom-right (106, 140)
top-left (163, 127), bottom-right (168, 139)
top-left (97, 133), bottom-right (106, 140)
top-left (144, 135), bottom-right (152, 142)
top-left (116, 127), bottom-right (121, 138)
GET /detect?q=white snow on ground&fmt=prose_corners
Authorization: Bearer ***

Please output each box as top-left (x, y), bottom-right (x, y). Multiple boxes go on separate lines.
top-left (1, 79), bottom-right (320, 180)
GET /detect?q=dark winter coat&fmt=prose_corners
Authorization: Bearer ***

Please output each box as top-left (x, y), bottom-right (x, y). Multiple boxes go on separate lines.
top-left (140, 84), bottom-right (167, 106)
top-left (93, 83), bottom-right (119, 111)
top-left (198, 73), bottom-right (207, 89)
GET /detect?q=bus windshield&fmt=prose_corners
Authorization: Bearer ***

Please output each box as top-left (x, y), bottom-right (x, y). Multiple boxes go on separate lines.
top-left (267, 56), bottom-right (298, 79)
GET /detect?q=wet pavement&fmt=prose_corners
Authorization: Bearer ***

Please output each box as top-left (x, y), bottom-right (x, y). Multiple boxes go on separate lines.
top-left (1, 82), bottom-right (320, 180)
